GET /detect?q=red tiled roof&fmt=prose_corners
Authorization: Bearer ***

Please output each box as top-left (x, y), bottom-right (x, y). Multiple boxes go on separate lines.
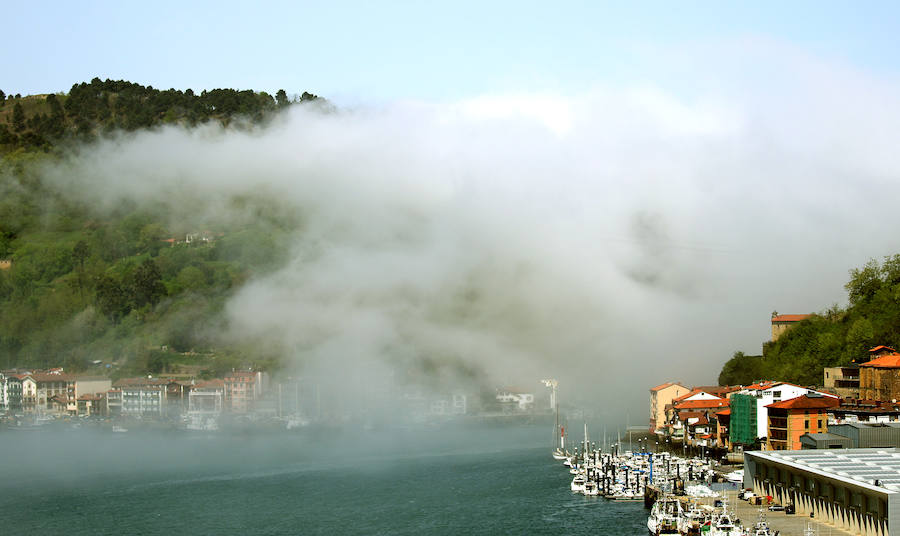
top-left (766, 395), bottom-right (840, 410)
top-left (870, 345), bottom-right (896, 353)
top-left (744, 381), bottom-right (782, 391)
top-left (195, 379), bottom-right (225, 389)
top-left (651, 381), bottom-right (686, 392)
top-left (30, 372), bottom-right (75, 382)
top-left (859, 353), bottom-right (900, 369)
top-left (716, 408), bottom-right (731, 416)
top-left (771, 314), bottom-right (812, 323)
top-left (673, 389), bottom-right (713, 403)
top-left (678, 411), bottom-right (704, 420)
top-left (693, 385), bottom-right (739, 395)
top-left (675, 398), bottom-right (729, 410)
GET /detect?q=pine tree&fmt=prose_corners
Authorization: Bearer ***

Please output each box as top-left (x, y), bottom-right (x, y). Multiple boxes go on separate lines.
top-left (12, 102), bottom-right (25, 132)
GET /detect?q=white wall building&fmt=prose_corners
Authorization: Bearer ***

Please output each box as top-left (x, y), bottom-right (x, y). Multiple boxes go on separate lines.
top-left (187, 381), bottom-right (224, 430)
top-left (496, 390), bottom-right (535, 412)
top-left (739, 381), bottom-right (839, 439)
top-left (121, 386), bottom-right (164, 416)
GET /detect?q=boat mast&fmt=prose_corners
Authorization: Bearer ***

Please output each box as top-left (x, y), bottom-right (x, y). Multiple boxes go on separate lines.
top-left (541, 379), bottom-right (560, 451)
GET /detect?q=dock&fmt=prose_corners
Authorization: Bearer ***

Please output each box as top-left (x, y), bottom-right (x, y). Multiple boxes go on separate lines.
top-left (645, 484), bottom-right (855, 535)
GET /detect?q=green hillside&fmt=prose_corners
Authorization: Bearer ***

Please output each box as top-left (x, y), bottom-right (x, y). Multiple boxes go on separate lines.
top-left (0, 78), bottom-right (318, 153)
top-left (0, 79), bottom-right (316, 378)
top-left (719, 255), bottom-right (900, 387)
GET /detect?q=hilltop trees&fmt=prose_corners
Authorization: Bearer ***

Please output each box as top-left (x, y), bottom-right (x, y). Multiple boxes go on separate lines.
top-left (720, 254), bottom-right (900, 387)
top-left (2, 78), bottom-right (322, 154)
top-left (276, 89), bottom-right (289, 107)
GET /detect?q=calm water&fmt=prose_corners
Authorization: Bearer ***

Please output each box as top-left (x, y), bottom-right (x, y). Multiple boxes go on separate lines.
top-left (0, 424), bottom-right (647, 535)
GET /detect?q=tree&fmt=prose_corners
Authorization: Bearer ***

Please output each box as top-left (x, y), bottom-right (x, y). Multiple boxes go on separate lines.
top-left (12, 102), bottom-right (25, 132)
top-left (276, 89), bottom-right (289, 107)
top-left (718, 351), bottom-right (764, 386)
top-left (138, 223), bottom-right (167, 254)
top-left (95, 275), bottom-right (130, 321)
top-left (132, 258), bottom-right (166, 308)
top-left (72, 240), bottom-right (90, 305)
top-left (177, 265), bottom-right (207, 291)
top-left (845, 259), bottom-right (882, 306)
top-left (0, 89), bottom-right (5, 107)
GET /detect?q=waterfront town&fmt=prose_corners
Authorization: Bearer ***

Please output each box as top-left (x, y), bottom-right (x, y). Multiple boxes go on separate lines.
top-left (649, 314), bottom-right (900, 455)
top-left (0, 365), bottom-right (543, 432)
top-left (640, 314), bottom-right (900, 536)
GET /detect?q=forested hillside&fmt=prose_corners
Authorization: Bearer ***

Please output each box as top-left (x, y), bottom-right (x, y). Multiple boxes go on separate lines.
top-left (0, 79), bottom-right (317, 378)
top-left (0, 78), bottom-right (318, 152)
top-left (719, 255), bottom-right (900, 387)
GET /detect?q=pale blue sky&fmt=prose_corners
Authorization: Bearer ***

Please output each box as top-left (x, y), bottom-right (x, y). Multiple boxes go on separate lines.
top-left (4, 1), bottom-right (899, 103)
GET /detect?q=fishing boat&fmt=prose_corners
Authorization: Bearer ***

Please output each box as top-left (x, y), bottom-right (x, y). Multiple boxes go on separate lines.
top-left (570, 473), bottom-right (587, 493)
top-left (708, 503), bottom-right (743, 536)
top-left (647, 496), bottom-right (682, 535)
top-left (748, 510), bottom-right (773, 536)
top-left (678, 503), bottom-right (711, 534)
top-left (583, 479), bottom-right (600, 496)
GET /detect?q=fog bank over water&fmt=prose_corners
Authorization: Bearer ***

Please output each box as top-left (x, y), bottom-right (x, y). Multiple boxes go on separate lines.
top-left (41, 48), bottom-right (900, 410)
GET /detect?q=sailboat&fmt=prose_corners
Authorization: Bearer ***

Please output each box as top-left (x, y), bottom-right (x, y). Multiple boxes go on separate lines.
top-left (544, 379), bottom-right (569, 460)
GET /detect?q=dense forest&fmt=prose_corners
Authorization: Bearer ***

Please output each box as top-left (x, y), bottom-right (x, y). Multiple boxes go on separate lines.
top-left (0, 78), bottom-right (319, 152)
top-left (718, 255), bottom-right (900, 387)
top-left (0, 79), bottom-right (319, 378)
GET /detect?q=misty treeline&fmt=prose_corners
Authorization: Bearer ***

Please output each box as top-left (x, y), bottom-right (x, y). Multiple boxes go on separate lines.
top-left (719, 255), bottom-right (900, 386)
top-left (0, 79), bottom-right (322, 377)
top-left (0, 78), bottom-right (320, 153)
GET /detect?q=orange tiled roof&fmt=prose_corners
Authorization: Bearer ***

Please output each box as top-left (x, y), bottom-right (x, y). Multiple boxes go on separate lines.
top-left (766, 395), bottom-right (840, 410)
top-left (651, 381), bottom-right (685, 392)
top-left (771, 314), bottom-right (812, 323)
top-left (195, 379), bottom-right (225, 389)
top-left (744, 381), bottom-right (782, 391)
top-left (869, 345), bottom-right (896, 354)
top-left (673, 389), bottom-right (707, 403)
top-left (30, 372), bottom-right (75, 382)
top-left (716, 408), bottom-right (731, 416)
top-left (675, 398), bottom-right (729, 410)
top-left (859, 353), bottom-right (900, 369)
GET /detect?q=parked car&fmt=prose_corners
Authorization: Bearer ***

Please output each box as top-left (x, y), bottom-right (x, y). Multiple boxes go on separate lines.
top-left (768, 504), bottom-right (785, 512)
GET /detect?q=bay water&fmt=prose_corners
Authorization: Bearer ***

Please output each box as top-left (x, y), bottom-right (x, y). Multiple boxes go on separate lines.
top-left (0, 423), bottom-right (647, 535)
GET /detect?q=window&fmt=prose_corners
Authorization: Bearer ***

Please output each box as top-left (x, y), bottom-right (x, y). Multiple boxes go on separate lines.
top-left (805, 420), bottom-right (810, 429)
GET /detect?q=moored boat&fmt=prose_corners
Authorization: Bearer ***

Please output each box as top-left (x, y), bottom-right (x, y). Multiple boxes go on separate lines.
top-left (648, 496), bottom-right (682, 535)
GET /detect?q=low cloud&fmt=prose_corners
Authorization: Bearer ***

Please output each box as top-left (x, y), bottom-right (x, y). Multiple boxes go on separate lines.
top-left (40, 43), bottom-right (900, 411)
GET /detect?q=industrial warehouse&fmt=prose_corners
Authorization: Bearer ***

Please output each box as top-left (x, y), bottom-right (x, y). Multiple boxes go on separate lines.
top-left (744, 449), bottom-right (900, 536)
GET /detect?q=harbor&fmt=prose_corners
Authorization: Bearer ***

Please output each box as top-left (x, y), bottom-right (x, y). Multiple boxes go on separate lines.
top-left (551, 425), bottom-right (855, 535)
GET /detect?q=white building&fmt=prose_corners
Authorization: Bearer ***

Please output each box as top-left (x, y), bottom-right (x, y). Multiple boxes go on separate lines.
top-left (121, 386), bottom-right (164, 416)
top-left (428, 393), bottom-right (468, 416)
top-left (187, 380), bottom-right (224, 430)
top-left (739, 381), bottom-right (839, 439)
top-left (496, 390), bottom-right (535, 412)
top-left (0, 372), bottom-right (6, 412)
